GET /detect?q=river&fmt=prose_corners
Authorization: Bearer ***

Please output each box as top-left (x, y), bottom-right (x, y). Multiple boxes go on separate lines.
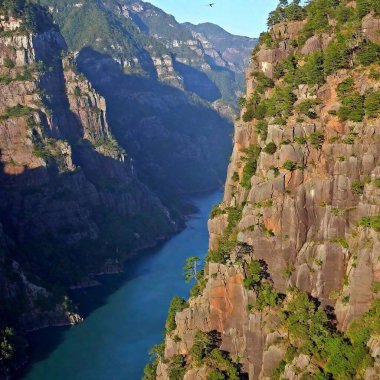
top-left (21, 191), bottom-right (222, 380)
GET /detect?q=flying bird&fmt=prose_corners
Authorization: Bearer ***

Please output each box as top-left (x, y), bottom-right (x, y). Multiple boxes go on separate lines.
top-left (207, 3), bottom-right (216, 7)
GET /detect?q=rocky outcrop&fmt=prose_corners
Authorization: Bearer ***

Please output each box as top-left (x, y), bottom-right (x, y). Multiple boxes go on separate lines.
top-left (362, 14), bottom-right (380, 44)
top-left (154, 2), bottom-right (380, 379)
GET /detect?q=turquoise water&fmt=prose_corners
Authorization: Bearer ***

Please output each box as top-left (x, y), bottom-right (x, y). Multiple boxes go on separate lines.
top-left (22, 191), bottom-right (221, 380)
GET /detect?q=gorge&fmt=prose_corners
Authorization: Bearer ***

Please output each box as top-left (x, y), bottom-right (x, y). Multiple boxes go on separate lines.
top-left (0, 0), bottom-right (255, 379)
top-left (21, 192), bottom-right (222, 380)
top-left (2, 0), bottom-right (380, 379)
top-left (148, 0), bottom-right (380, 379)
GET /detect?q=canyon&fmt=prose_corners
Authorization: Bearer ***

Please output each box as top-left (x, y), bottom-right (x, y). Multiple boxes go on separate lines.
top-left (0, 1), bottom-right (255, 378)
top-left (152, 1), bottom-right (380, 379)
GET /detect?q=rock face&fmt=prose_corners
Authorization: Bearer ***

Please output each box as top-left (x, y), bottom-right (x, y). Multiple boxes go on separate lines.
top-left (154, 2), bottom-right (380, 380)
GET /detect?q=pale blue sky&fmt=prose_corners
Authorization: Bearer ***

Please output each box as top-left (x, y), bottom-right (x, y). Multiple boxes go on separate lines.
top-left (146, 0), bottom-right (279, 38)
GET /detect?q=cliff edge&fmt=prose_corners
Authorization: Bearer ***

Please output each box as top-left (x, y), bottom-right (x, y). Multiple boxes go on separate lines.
top-left (150, 1), bottom-right (380, 379)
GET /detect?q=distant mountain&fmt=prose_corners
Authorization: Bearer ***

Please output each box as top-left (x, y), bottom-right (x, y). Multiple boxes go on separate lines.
top-left (38, 0), bottom-right (257, 205)
top-left (41, 0), bottom-right (257, 114)
top-left (183, 22), bottom-right (257, 73)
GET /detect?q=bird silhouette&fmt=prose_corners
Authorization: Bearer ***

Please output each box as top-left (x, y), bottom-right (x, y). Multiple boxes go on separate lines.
top-left (207, 3), bottom-right (216, 7)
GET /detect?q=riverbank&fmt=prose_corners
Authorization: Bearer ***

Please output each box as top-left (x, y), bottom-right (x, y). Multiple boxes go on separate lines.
top-left (20, 191), bottom-right (222, 380)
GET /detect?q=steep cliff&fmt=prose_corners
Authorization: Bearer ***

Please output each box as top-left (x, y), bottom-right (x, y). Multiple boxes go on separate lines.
top-left (0, 3), bottom-right (176, 378)
top-left (151, 1), bottom-right (380, 379)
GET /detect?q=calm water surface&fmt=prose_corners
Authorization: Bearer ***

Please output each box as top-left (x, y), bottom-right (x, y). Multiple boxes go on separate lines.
top-left (22, 191), bottom-right (221, 380)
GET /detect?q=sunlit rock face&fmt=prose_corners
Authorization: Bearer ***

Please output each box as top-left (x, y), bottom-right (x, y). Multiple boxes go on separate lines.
top-left (155, 2), bottom-right (380, 379)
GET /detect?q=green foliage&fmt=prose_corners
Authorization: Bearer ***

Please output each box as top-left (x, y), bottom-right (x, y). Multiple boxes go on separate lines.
top-left (336, 79), bottom-right (365, 122)
top-left (205, 349), bottom-right (243, 380)
top-left (208, 203), bottom-right (244, 264)
top-left (337, 77), bottom-right (354, 96)
top-left (93, 136), bottom-right (125, 157)
top-left (258, 31), bottom-right (276, 49)
top-left (277, 289), bottom-right (372, 380)
top-left (331, 237), bottom-right (349, 249)
top-left (0, 326), bottom-right (26, 378)
top-left (142, 343), bottom-right (165, 380)
top-left (207, 370), bottom-right (226, 380)
top-left (356, 0), bottom-right (380, 19)
top-left (358, 214), bottom-right (380, 232)
top-left (190, 270), bottom-right (207, 298)
top-left (190, 330), bottom-right (221, 367)
top-left (244, 260), bottom-right (266, 289)
top-left (297, 0), bottom-right (338, 45)
top-left (343, 133), bottom-right (356, 145)
top-left (300, 51), bottom-right (325, 86)
top-left (238, 97), bottom-right (246, 109)
top-left (308, 131), bottom-right (325, 149)
top-left (242, 106), bottom-right (255, 122)
top-left (226, 206), bottom-right (244, 236)
top-left (267, 85), bottom-right (297, 120)
top-left (282, 264), bottom-right (295, 279)
top-left (3, 58), bottom-right (15, 69)
top-left (184, 256), bottom-right (200, 283)
top-left (296, 99), bottom-right (318, 119)
top-left (0, 327), bottom-right (15, 361)
top-left (242, 83), bottom-right (296, 124)
top-left (324, 40), bottom-right (350, 76)
top-left (0, 104), bottom-right (31, 121)
top-left (364, 89), bottom-right (380, 118)
top-left (282, 160), bottom-right (297, 171)
top-left (0, 74), bottom-right (13, 84)
top-left (356, 40), bottom-right (380, 66)
top-left (373, 281), bottom-right (380, 294)
top-left (294, 136), bottom-right (307, 145)
top-left (369, 68), bottom-right (380, 80)
top-left (168, 355), bottom-right (186, 380)
top-left (74, 86), bottom-right (81, 97)
top-left (240, 144), bottom-right (261, 189)
top-left (351, 181), bottom-right (365, 195)
top-left (253, 71), bottom-right (274, 94)
top-left (166, 297), bottom-right (188, 333)
top-left (255, 120), bottom-right (268, 140)
top-left (0, 1), bottom-right (56, 33)
top-left (267, 0), bottom-right (307, 27)
top-left (231, 172), bottom-right (239, 182)
top-left (207, 239), bottom-right (238, 264)
top-left (244, 259), bottom-right (281, 311)
top-left (274, 54), bottom-right (298, 84)
top-left (142, 362), bottom-right (157, 380)
top-left (255, 282), bottom-right (281, 311)
top-left (210, 204), bottom-right (224, 219)
top-left (335, 3), bottom-right (355, 24)
top-left (263, 141), bottom-right (277, 155)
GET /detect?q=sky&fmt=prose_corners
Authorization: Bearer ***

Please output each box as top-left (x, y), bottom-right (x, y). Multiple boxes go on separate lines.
top-left (146, 0), bottom-right (280, 38)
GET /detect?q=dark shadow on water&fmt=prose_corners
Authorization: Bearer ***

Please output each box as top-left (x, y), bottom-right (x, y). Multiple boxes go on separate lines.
top-left (16, 231), bottom-right (179, 377)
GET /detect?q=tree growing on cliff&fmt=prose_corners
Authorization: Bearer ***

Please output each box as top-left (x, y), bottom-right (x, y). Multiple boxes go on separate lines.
top-left (267, 0), bottom-right (307, 27)
top-left (184, 256), bottom-right (201, 283)
top-left (165, 297), bottom-right (188, 332)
